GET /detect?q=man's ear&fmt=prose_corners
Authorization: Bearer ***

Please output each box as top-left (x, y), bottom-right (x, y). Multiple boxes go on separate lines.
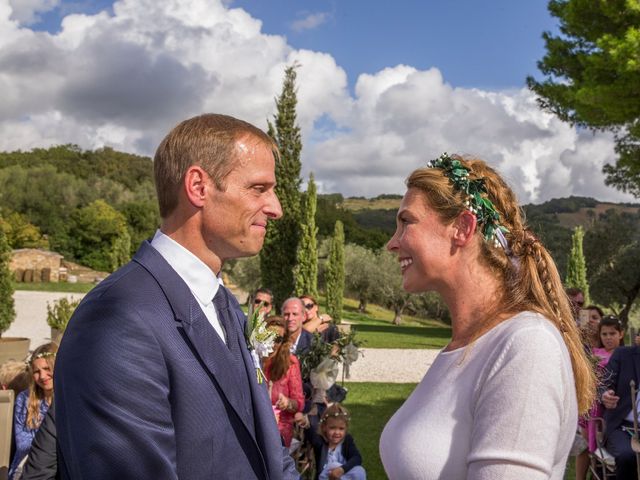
top-left (183, 166), bottom-right (209, 208)
top-left (453, 210), bottom-right (477, 246)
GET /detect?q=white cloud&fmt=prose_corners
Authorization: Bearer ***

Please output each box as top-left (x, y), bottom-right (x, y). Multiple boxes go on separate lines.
top-left (8, 0), bottom-right (58, 25)
top-left (0, 0), bottom-right (634, 205)
top-left (291, 12), bottom-right (328, 32)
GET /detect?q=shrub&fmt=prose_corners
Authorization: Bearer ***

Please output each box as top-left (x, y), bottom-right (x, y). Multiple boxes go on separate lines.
top-left (46, 297), bottom-right (80, 331)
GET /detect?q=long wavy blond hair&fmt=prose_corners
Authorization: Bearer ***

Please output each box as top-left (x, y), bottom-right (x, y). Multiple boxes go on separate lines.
top-left (26, 342), bottom-right (57, 429)
top-left (406, 155), bottom-right (595, 414)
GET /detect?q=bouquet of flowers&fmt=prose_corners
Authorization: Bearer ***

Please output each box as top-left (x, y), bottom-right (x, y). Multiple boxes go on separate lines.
top-left (298, 330), bottom-right (364, 396)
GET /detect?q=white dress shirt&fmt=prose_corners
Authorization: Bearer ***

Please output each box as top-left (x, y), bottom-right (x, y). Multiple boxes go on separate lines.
top-left (150, 229), bottom-right (226, 343)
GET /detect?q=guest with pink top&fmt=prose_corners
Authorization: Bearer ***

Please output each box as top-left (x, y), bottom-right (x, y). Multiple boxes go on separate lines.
top-left (263, 316), bottom-right (305, 447)
top-left (587, 316), bottom-right (624, 452)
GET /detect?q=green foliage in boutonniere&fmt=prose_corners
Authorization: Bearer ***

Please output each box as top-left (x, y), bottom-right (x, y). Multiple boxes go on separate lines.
top-left (244, 306), bottom-right (277, 357)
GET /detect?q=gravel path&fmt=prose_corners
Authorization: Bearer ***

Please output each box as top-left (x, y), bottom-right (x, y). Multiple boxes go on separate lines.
top-left (5, 291), bottom-right (86, 350)
top-left (337, 348), bottom-right (439, 383)
top-left (6, 291), bottom-right (440, 382)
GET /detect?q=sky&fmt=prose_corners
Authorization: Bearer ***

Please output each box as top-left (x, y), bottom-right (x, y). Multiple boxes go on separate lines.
top-left (0, 0), bottom-right (635, 204)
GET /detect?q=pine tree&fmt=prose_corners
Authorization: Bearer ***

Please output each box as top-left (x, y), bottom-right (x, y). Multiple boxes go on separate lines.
top-left (294, 173), bottom-right (319, 298)
top-left (260, 65), bottom-right (303, 311)
top-left (566, 226), bottom-right (590, 304)
top-left (325, 221), bottom-right (345, 323)
top-left (0, 224), bottom-right (16, 335)
top-left (527, 1), bottom-right (640, 196)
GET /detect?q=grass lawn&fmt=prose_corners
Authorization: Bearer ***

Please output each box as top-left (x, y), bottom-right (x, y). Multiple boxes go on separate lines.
top-left (340, 298), bottom-right (451, 349)
top-left (12, 281), bottom-right (95, 293)
top-left (343, 382), bottom-right (416, 479)
top-left (343, 382), bottom-right (577, 480)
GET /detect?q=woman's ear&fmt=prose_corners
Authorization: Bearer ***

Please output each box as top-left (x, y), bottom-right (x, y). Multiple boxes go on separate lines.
top-left (183, 166), bottom-right (208, 207)
top-left (453, 210), bottom-right (477, 246)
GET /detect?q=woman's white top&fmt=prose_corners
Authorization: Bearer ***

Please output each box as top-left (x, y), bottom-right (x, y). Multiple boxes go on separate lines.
top-left (380, 311), bottom-right (577, 480)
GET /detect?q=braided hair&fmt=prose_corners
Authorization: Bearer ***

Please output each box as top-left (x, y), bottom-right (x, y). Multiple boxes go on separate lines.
top-left (406, 155), bottom-right (595, 414)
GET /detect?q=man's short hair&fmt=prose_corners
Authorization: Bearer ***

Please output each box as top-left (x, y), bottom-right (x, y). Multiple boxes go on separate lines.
top-left (254, 287), bottom-right (273, 299)
top-left (154, 113), bottom-right (277, 217)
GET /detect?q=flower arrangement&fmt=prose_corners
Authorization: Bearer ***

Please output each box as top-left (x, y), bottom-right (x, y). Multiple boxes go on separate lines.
top-left (244, 306), bottom-right (277, 384)
top-left (427, 153), bottom-right (509, 246)
top-left (298, 330), bottom-right (364, 389)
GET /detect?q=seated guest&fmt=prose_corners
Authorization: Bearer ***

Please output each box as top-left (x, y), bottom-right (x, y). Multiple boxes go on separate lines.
top-left (298, 403), bottom-right (366, 480)
top-left (263, 316), bottom-right (305, 447)
top-left (9, 343), bottom-right (57, 480)
top-left (301, 295), bottom-right (339, 343)
top-left (601, 341), bottom-right (640, 480)
top-left (251, 287), bottom-right (274, 317)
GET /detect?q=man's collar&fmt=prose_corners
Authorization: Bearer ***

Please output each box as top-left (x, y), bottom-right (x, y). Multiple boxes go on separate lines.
top-left (150, 229), bottom-right (220, 304)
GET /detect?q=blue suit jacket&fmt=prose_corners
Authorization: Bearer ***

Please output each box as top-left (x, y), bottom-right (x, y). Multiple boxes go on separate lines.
top-left (294, 330), bottom-right (314, 357)
top-left (601, 345), bottom-right (640, 439)
top-left (55, 241), bottom-right (298, 479)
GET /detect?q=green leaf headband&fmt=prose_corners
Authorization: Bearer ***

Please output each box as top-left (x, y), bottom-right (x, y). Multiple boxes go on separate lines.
top-left (426, 153), bottom-right (510, 250)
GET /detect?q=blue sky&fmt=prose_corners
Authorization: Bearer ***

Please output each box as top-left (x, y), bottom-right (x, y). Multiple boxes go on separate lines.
top-left (1, 0), bottom-right (632, 203)
top-left (233, 0), bottom-right (558, 90)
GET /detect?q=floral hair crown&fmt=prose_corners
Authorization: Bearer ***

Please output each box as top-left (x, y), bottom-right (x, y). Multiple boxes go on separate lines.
top-left (27, 351), bottom-right (56, 365)
top-left (427, 153), bottom-right (510, 250)
top-left (320, 410), bottom-right (350, 423)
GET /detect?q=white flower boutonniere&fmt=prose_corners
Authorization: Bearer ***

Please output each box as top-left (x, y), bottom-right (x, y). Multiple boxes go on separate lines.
top-left (245, 306), bottom-right (277, 384)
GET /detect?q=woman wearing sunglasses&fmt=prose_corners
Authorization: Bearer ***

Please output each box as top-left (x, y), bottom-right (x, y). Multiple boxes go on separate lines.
top-left (300, 295), bottom-right (339, 343)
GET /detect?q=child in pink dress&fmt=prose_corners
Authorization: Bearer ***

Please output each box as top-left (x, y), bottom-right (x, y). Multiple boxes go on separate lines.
top-left (587, 315), bottom-right (624, 452)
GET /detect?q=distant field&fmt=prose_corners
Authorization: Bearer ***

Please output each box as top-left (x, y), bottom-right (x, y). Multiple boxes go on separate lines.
top-left (342, 197), bottom-right (401, 211)
top-left (557, 203), bottom-right (640, 228)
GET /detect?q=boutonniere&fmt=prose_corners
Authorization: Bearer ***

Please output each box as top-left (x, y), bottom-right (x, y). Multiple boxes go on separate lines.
top-left (245, 306), bottom-right (277, 384)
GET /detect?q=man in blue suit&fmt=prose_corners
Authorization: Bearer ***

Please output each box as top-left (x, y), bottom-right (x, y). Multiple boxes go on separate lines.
top-left (283, 298), bottom-right (313, 357)
top-left (601, 345), bottom-right (640, 480)
top-left (55, 114), bottom-right (299, 479)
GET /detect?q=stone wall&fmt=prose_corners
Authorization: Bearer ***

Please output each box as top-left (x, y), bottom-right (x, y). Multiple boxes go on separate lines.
top-left (10, 249), bottom-right (63, 282)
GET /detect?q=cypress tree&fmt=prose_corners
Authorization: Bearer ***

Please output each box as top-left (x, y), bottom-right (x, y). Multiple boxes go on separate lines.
top-left (566, 226), bottom-right (590, 304)
top-left (0, 225), bottom-right (16, 335)
top-left (325, 220), bottom-right (345, 323)
top-left (260, 65), bottom-right (303, 311)
top-left (294, 173), bottom-right (319, 298)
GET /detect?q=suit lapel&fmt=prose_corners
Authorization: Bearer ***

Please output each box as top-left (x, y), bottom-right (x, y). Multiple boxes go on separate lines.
top-left (133, 243), bottom-right (259, 445)
top-left (227, 294), bottom-right (285, 480)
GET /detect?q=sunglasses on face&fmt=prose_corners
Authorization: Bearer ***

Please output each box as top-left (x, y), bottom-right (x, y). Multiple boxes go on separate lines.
top-left (304, 303), bottom-right (315, 310)
top-left (254, 299), bottom-right (271, 307)
top-left (274, 335), bottom-right (285, 343)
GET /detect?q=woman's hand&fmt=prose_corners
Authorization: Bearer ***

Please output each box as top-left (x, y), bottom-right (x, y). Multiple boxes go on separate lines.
top-left (276, 393), bottom-right (289, 410)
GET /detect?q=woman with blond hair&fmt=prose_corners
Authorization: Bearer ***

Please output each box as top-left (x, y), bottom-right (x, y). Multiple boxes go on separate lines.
top-left (9, 342), bottom-right (57, 479)
top-left (379, 154), bottom-right (594, 479)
